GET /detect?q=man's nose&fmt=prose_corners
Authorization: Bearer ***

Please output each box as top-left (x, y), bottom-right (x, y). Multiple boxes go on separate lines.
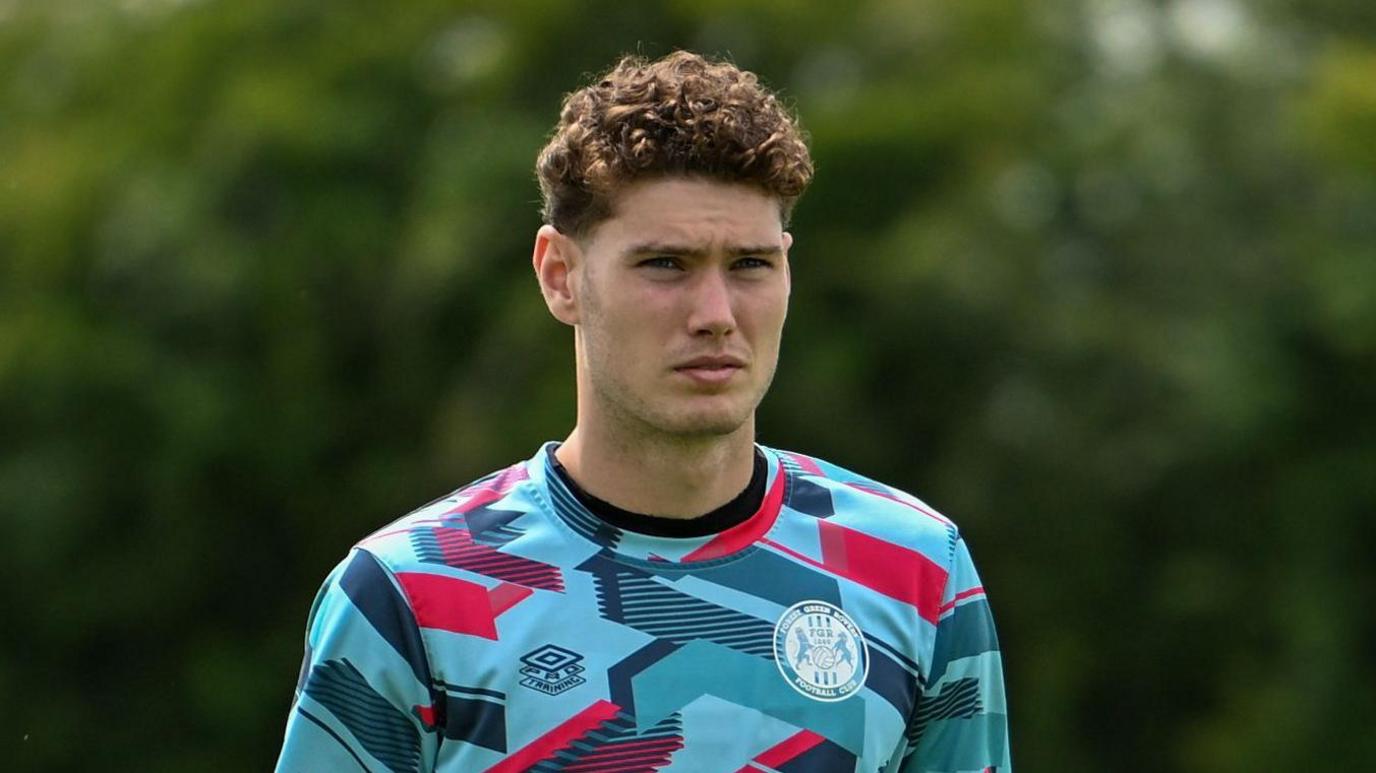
top-left (687, 269), bottom-right (736, 337)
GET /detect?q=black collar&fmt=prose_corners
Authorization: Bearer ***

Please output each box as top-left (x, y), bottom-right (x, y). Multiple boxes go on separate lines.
top-left (547, 448), bottom-right (767, 538)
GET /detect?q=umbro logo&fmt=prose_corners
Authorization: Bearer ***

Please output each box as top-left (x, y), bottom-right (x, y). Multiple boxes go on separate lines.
top-left (519, 644), bottom-right (586, 695)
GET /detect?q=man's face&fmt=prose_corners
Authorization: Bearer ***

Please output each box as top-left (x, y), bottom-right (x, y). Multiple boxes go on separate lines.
top-left (568, 177), bottom-right (792, 441)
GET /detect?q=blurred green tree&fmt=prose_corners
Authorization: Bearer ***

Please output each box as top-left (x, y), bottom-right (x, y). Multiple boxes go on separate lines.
top-left (1, 0), bottom-right (1372, 770)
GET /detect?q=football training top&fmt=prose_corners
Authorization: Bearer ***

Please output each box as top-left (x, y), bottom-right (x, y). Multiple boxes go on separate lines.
top-left (276, 443), bottom-right (1011, 772)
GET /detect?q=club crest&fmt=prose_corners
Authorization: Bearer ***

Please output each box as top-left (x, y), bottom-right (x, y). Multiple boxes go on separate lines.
top-left (773, 600), bottom-right (868, 701)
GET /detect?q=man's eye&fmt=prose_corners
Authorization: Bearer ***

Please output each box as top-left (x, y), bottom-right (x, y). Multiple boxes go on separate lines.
top-left (639, 257), bottom-right (681, 270)
top-left (733, 257), bottom-right (771, 269)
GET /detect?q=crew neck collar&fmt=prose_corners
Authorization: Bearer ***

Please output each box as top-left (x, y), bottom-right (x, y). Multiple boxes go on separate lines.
top-left (548, 445), bottom-right (767, 538)
top-left (529, 441), bottom-right (788, 565)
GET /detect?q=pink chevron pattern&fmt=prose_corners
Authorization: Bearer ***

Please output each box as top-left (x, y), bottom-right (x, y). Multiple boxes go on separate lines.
top-left (426, 525), bottom-right (565, 591)
top-left (447, 464), bottom-right (530, 516)
top-left (555, 733), bottom-right (684, 771)
top-left (735, 729), bottom-right (825, 771)
top-left (395, 572), bottom-right (500, 639)
top-left (484, 700), bottom-right (622, 773)
top-left (780, 451), bottom-right (824, 475)
top-left (763, 520), bottom-right (948, 625)
top-left (817, 520), bottom-right (948, 624)
top-left (394, 573), bottom-right (537, 639)
top-left (488, 582), bottom-right (534, 616)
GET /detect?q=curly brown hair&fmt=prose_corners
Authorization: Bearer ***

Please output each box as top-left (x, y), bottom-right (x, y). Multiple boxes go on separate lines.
top-left (536, 51), bottom-right (814, 237)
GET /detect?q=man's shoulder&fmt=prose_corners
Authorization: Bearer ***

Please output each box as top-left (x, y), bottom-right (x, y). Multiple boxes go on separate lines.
top-left (769, 446), bottom-right (961, 559)
top-left (350, 459), bottom-right (537, 573)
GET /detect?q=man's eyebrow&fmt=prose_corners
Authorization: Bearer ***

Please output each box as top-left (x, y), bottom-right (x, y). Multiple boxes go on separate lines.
top-left (624, 243), bottom-right (783, 258)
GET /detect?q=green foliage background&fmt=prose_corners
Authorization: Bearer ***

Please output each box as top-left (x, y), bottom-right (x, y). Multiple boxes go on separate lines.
top-left (3, 1), bottom-right (1373, 770)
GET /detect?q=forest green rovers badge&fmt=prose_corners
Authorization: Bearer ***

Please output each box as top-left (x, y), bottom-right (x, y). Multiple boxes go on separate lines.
top-left (773, 600), bottom-right (869, 701)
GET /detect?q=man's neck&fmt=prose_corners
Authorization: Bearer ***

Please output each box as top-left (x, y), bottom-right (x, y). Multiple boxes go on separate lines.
top-left (554, 420), bottom-right (758, 520)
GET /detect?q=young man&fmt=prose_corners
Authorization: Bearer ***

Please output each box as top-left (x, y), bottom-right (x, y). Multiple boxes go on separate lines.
top-left (276, 52), bottom-right (1011, 772)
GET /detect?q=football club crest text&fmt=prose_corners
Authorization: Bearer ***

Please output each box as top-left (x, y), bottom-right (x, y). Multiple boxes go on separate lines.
top-left (773, 601), bottom-right (868, 701)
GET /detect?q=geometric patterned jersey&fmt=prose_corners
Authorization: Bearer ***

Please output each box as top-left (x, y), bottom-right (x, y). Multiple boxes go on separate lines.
top-left (275, 443), bottom-right (1011, 772)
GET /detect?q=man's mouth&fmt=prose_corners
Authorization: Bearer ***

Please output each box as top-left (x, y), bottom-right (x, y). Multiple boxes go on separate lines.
top-left (674, 355), bottom-right (745, 384)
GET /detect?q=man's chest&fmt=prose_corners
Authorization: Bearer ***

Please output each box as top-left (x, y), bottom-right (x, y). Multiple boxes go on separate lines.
top-left (419, 551), bottom-right (926, 771)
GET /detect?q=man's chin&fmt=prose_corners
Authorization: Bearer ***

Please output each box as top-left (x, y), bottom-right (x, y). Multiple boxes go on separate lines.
top-left (595, 383), bottom-right (760, 440)
top-left (652, 407), bottom-right (752, 439)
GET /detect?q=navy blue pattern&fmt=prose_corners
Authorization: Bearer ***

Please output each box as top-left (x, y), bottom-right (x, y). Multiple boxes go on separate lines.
top-left (303, 658), bottom-right (421, 773)
top-left (907, 677), bottom-right (982, 747)
top-left (582, 555), bottom-right (776, 657)
top-left (339, 550), bottom-right (432, 688)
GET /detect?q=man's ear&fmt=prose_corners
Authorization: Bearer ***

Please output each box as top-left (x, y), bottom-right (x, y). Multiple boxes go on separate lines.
top-left (781, 231), bottom-right (794, 291)
top-left (533, 224), bottom-right (581, 326)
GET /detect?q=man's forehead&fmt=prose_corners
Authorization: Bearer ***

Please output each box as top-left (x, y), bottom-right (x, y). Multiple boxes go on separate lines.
top-left (612, 177), bottom-right (779, 212)
top-left (593, 177), bottom-right (784, 250)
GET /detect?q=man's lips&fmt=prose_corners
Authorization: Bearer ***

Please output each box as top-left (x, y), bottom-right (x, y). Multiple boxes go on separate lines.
top-left (675, 355), bottom-right (746, 370)
top-left (673, 355), bottom-right (746, 384)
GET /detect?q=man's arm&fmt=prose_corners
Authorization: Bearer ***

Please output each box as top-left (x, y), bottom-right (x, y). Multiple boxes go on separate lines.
top-left (276, 548), bottom-right (441, 773)
top-left (901, 534), bottom-right (1012, 772)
